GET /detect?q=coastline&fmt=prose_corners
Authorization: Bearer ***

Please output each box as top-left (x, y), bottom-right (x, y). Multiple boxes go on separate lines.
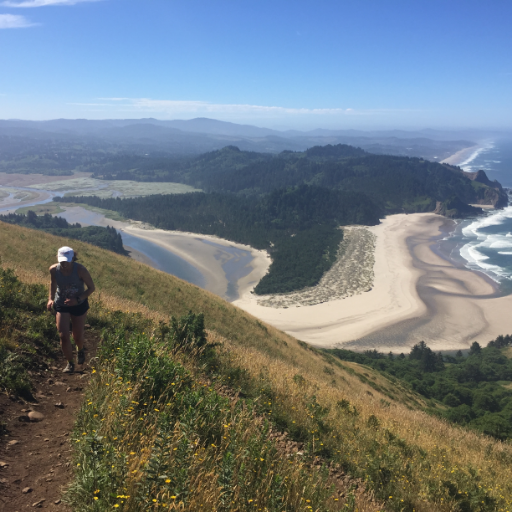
top-left (234, 212), bottom-right (512, 352)
top-left (46, 205), bottom-right (271, 301)
top-left (4, 169), bottom-right (511, 353)
top-left (122, 224), bottom-right (271, 300)
top-left (441, 144), bottom-right (482, 166)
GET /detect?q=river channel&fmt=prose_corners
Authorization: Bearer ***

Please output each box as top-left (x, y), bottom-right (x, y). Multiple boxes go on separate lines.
top-left (0, 183), bottom-right (265, 301)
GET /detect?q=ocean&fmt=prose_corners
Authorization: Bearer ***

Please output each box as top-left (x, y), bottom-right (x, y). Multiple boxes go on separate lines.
top-left (441, 138), bottom-right (512, 294)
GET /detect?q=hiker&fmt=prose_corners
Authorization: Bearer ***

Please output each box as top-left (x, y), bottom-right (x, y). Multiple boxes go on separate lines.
top-left (47, 246), bottom-right (96, 373)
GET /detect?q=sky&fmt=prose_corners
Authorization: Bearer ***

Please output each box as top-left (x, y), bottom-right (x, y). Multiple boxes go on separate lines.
top-left (0, 0), bottom-right (511, 130)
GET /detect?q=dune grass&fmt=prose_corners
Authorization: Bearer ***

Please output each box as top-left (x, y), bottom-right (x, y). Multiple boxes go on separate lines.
top-left (2, 221), bottom-right (512, 511)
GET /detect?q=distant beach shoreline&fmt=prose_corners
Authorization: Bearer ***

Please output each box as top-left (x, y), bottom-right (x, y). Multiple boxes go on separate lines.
top-left (441, 143), bottom-right (486, 167)
top-left (122, 223), bottom-right (271, 301)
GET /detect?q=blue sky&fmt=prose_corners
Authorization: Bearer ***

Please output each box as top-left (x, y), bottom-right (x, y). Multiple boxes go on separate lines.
top-left (0, 0), bottom-right (511, 130)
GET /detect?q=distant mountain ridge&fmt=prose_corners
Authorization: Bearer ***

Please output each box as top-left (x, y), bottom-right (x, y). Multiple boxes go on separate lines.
top-left (0, 117), bottom-right (480, 161)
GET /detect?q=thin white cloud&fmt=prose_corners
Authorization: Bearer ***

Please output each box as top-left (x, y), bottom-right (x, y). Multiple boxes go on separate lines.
top-left (81, 98), bottom-right (362, 117)
top-left (2, 0), bottom-right (99, 7)
top-left (0, 13), bottom-right (37, 27)
top-left (67, 98), bottom-right (416, 121)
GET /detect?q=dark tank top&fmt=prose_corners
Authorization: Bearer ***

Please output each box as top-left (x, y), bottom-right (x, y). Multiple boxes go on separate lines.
top-left (54, 263), bottom-right (85, 307)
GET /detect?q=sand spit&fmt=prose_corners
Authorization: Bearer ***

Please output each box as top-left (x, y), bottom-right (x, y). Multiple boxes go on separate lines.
top-left (44, 205), bottom-right (271, 302)
top-left (235, 213), bottom-right (512, 353)
top-left (257, 227), bottom-right (376, 308)
top-left (122, 224), bottom-right (271, 300)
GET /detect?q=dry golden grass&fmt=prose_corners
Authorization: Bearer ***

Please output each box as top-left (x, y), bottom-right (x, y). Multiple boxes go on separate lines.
top-left (78, 368), bottom-right (379, 511)
top-left (208, 333), bottom-right (512, 510)
top-left (3, 221), bottom-right (512, 510)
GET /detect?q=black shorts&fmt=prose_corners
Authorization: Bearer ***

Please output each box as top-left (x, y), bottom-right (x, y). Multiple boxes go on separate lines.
top-left (54, 299), bottom-right (89, 316)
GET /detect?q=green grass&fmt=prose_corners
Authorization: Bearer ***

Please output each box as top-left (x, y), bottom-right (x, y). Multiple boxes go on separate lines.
top-left (0, 267), bottom-right (60, 398)
top-left (3, 223), bottom-right (512, 512)
top-left (66, 312), bottom-right (345, 511)
top-left (16, 203), bottom-right (67, 215)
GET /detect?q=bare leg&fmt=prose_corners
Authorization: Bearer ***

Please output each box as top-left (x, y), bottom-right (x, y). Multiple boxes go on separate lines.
top-left (70, 312), bottom-right (87, 351)
top-left (56, 312), bottom-right (73, 362)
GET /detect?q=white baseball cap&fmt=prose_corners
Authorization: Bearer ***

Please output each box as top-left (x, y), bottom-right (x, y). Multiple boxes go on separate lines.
top-left (57, 246), bottom-right (74, 262)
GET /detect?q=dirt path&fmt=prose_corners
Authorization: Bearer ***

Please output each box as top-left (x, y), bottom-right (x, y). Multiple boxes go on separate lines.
top-left (0, 331), bottom-right (99, 511)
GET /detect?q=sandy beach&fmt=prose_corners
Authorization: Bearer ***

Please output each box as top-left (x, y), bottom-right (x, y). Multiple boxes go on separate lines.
top-left (441, 144), bottom-right (481, 166)
top-left (49, 205), bottom-right (271, 301)
top-left (234, 213), bottom-right (512, 353)
top-left (121, 223), bottom-right (270, 299)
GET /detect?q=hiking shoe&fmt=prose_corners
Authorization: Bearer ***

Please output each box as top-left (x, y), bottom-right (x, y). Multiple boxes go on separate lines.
top-left (62, 361), bottom-right (75, 374)
top-left (77, 349), bottom-right (85, 365)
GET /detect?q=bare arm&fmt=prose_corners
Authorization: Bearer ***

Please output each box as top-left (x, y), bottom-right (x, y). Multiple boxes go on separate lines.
top-left (47, 266), bottom-right (57, 311)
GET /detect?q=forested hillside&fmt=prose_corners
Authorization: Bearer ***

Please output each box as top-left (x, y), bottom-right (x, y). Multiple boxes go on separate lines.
top-left (58, 143), bottom-right (509, 294)
top-left (0, 211), bottom-right (127, 255)
top-left (57, 185), bottom-right (380, 293)
top-left (327, 338), bottom-right (512, 441)
top-left (94, 144), bottom-right (508, 213)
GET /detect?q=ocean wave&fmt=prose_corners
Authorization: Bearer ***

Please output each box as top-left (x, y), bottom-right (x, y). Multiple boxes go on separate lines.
top-left (463, 244), bottom-right (489, 261)
top-left (458, 203), bottom-right (512, 282)
top-left (450, 140), bottom-right (512, 285)
top-left (462, 206), bottom-right (512, 236)
top-left (489, 238), bottom-right (512, 249)
top-left (459, 141), bottom-right (495, 171)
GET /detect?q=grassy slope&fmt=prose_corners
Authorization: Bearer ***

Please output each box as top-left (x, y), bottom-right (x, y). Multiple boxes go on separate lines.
top-left (1, 221), bottom-right (512, 511)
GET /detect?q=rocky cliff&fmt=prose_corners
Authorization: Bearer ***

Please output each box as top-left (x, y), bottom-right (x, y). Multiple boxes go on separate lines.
top-left (462, 169), bottom-right (509, 208)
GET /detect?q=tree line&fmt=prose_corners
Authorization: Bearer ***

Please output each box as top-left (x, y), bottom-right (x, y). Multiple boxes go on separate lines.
top-left (0, 211), bottom-right (128, 255)
top-left (327, 337), bottom-right (512, 441)
top-left (56, 184), bottom-right (380, 294)
top-left (91, 144), bottom-right (506, 214)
